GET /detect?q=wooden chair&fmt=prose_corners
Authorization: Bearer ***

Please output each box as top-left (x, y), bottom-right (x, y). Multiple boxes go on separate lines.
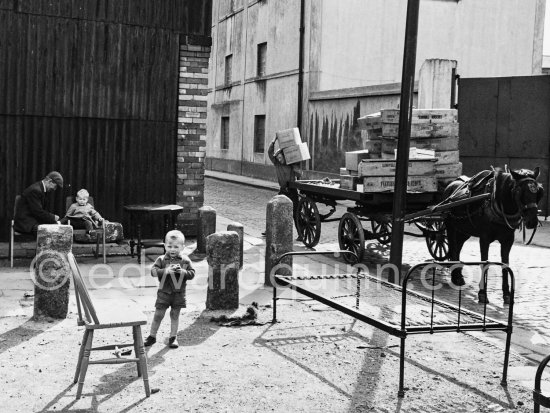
top-left (9, 195), bottom-right (36, 267)
top-left (65, 196), bottom-right (107, 264)
top-left (67, 252), bottom-right (150, 399)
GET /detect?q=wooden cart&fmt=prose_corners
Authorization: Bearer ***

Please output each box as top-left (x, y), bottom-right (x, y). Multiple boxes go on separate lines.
top-left (290, 179), bottom-right (488, 263)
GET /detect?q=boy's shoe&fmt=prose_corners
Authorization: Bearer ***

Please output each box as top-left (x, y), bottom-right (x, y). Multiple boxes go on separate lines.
top-left (168, 336), bottom-right (179, 348)
top-left (143, 335), bottom-right (156, 347)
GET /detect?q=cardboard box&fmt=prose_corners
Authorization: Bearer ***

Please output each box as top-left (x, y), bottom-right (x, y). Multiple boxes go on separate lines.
top-left (276, 128), bottom-right (302, 149)
top-left (358, 159), bottom-right (436, 177)
top-left (363, 175), bottom-right (438, 193)
top-left (345, 150), bottom-right (370, 171)
top-left (283, 142), bottom-right (310, 164)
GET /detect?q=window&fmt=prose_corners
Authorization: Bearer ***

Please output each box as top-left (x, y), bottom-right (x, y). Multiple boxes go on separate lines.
top-left (257, 43), bottom-right (267, 77)
top-left (225, 55), bottom-right (232, 85)
top-left (221, 117), bottom-right (230, 149)
top-left (254, 115), bottom-right (266, 153)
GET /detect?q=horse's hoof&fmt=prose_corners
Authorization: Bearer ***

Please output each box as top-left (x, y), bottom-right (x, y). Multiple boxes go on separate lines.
top-left (451, 275), bottom-right (465, 286)
top-left (503, 294), bottom-right (510, 305)
top-left (478, 291), bottom-right (490, 304)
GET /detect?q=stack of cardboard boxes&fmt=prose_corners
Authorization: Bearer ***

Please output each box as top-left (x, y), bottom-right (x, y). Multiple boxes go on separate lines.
top-left (275, 128), bottom-right (311, 164)
top-left (354, 108), bottom-right (462, 192)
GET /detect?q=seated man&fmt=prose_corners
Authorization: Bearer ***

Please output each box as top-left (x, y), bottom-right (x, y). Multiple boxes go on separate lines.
top-left (14, 171), bottom-right (63, 235)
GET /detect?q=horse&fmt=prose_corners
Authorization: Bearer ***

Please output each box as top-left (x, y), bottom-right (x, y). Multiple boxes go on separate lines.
top-left (443, 167), bottom-right (543, 304)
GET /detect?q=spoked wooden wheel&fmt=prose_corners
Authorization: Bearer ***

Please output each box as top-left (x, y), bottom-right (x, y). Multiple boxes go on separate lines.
top-left (296, 196), bottom-right (321, 247)
top-left (422, 220), bottom-right (449, 261)
top-left (338, 212), bottom-right (365, 263)
top-left (371, 219), bottom-right (392, 245)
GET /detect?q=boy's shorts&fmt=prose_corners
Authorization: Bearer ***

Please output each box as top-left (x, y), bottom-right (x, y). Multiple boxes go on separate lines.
top-left (155, 290), bottom-right (186, 310)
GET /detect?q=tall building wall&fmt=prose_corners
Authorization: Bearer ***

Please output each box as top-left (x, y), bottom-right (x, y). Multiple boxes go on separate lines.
top-left (206, 0), bottom-right (547, 177)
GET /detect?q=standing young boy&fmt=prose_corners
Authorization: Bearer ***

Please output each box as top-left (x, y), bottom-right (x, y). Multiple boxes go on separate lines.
top-left (144, 230), bottom-right (195, 348)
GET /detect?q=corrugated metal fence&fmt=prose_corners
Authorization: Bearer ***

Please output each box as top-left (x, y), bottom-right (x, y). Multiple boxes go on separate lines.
top-left (459, 75), bottom-right (550, 214)
top-left (0, 0), bottom-right (211, 240)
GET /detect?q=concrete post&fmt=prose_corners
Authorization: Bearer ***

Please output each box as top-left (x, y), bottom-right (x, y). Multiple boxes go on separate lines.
top-left (417, 59), bottom-right (457, 109)
top-left (33, 224), bottom-right (73, 319)
top-left (265, 195), bottom-right (293, 287)
top-left (197, 206), bottom-right (216, 254)
top-left (227, 222), bottom-right (244, 269)
top-left (205, 231), bottom-right (240, 310)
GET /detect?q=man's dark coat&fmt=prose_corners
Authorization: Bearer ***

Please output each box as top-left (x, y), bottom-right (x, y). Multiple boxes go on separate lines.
top-left (14, 182), bottom-right (57, 233)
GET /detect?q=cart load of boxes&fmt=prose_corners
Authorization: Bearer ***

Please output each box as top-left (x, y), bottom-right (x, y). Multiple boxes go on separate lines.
top-left (341, 108), bottom-right (461, 193)
top-left (275, 127), bottom-right (311, 164)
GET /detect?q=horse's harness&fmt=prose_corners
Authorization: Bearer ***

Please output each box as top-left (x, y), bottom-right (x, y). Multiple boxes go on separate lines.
top-left (444, 170), bottom-right (539, 230)
top-left (490, 174), bottom-right (540, 230)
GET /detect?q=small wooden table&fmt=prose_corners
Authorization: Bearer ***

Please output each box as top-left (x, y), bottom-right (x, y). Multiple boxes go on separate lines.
top-left (123, 204), bottom-right (183, 263)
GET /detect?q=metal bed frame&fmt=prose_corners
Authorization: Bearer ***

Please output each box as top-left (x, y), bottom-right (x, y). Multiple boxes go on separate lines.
top-left (534, 354), bottom-right (550, 412)
top-left (271, 251), bottom-right (515, 397)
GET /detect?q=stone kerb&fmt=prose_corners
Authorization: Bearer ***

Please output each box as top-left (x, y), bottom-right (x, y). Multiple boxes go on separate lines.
top-left (205, 231), bottom-right (240, 310)
top-left (33, 224), bottom-right (73, 319)
top-left (196, 206), bottom-right (216, 254)
top-left (227, 222), bottom-right (244, 269)
top-left (265, 195), bottom-right (293, 286)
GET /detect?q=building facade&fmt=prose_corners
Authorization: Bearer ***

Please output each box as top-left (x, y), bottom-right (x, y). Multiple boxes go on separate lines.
top-left (206, 0), bottom-right (547, 178)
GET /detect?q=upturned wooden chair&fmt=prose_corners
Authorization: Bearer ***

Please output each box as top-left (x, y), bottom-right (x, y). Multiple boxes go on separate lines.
top-left (67, 253), bottom-right (150, 399)
top-left (65, 196), bottom-right (107, 264)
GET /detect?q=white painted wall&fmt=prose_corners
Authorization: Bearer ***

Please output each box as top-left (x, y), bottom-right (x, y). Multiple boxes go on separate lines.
top-left (316, 0), bottom-right (545, 90)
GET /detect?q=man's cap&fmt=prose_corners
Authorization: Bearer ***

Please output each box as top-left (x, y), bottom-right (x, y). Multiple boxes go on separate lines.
top-left (46, 171), bottom-right (63, 188)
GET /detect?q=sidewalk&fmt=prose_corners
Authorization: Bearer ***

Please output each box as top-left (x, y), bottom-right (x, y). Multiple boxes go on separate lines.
top-left (0, 223), bottom-right (548, 412)
top-left (0, 172), bottom-right (549, 411)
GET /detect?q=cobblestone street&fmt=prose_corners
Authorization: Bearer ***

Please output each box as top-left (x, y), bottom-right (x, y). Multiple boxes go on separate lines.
top-left (205, 176), bottom-right (550, 356)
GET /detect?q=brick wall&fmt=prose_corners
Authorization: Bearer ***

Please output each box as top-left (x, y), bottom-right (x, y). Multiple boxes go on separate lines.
top-left (176, 40), bottom-right (210, 236)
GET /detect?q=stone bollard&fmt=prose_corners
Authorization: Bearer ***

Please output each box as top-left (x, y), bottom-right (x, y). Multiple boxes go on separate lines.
top-left (196, 206), bottom-right (216, 254)
top-left (33, 224), bottom-right (73, 320)
top-left (264, 195), bottom-right (293, 286)
top-left (205, 231), bottom-right (240, 310)
top-left (227, 222), bottom-right (244, 269)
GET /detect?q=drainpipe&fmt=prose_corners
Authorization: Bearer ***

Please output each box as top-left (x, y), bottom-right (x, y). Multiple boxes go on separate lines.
top-left (297, 0), bottom-right (305, 132)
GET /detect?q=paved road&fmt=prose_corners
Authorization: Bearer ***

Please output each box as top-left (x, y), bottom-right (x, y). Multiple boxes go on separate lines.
top-left (205, 177), bottom-right (550, 355)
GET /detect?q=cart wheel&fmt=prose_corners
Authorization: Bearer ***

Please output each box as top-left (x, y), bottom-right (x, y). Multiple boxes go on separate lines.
top-left (423, 220), bottom-right (449, 261)
top-left (338, 212), bottom-right (365, 263)
top-left (296, 197), bottom-right (321, 247)
top-left (371, 219), bottom-right (392, 245)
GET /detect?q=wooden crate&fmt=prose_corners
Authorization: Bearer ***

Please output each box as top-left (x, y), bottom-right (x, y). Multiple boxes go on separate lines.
top-left (340, 175), bottom-right (359, 190)
top-left (345, 149), bottom-right (371, 171)
top-left (382, 136), bottom-right (459, 153)
top-left (380, 108), bottom-right (457, 124)
top-left (435, 162), bottom-right (463, 179)
top-left (435, 150), bottom-right (459, 165)
top-left (363, 175), bottom-right (438, 193)
top-left (382, 122), bottom-right (459, 138)
top-left (357, 112), bottom-right (382, 130)
top-left (364, 139), bottom-right (382, 154)
top-left (358, 159), bottom-right (436, 177)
